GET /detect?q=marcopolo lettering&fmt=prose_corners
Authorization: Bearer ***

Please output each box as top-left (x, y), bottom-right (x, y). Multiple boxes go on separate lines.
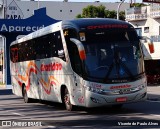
top-left (0, 24), bottom-right (45, 32)
top-left (87, 24), bottom-right (128, 30)
top-left (110, 84), bottom-right (131, 89)
top-left (41, 62), bottom-right (62, 71)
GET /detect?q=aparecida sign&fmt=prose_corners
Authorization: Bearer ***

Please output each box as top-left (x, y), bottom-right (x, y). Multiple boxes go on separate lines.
top-left (0, 8), bottom-right (59, 33)
top-left (143, 0), bottom-right (160, 3)
top-left (0, 24), bottom-right (45, 32)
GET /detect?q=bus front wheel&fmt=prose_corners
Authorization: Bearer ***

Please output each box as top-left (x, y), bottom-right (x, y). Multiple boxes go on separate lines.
top-left (64, 88), bottom-right (75, 111)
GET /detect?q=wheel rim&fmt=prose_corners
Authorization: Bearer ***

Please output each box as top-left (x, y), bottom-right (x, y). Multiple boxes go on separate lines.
top-left (64, 93), bottom-right (71, 110)
top-left (64, 89), bottom-right (72, 111)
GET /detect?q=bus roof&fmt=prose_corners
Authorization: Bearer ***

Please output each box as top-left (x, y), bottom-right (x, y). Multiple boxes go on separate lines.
top-left (62, 18), bottom-right (132, 30)
top-left (10, 18), bottom-right (133, 46)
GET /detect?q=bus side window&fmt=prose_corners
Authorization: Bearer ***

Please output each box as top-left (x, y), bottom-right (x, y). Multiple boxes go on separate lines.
top-left (35, 37), bottom-right (45, 59)
top-left (18, 43), bottom-right (23, 62)
top-left (51, 31), bottom-right (66, 61)
top-left (56, 32), bottom-right (65, 61)
top-left (10, 46), bottom-right (19, 63)
top-left (50, 32), bottom-right (58, 57)
top-left (41, 35), bottom-right (51, 58)
top-left (35, 38), bottom-right (40, 59)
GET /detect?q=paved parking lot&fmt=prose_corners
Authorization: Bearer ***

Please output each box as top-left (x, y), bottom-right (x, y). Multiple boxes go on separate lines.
top-left (147, 85), bottom-right (160, 101)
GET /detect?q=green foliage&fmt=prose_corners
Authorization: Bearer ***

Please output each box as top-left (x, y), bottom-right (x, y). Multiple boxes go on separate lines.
top-left (76, 14), bottom-right (83, 18)
top-left (119, 11), bottom-right (125, 21)
top-left (97, 5), bottom-right (106, 18)
top-left (82, 5), bottom-right (99, 18)
top-left (76, 5), bottom-right (125, 20)
top-left (105, 10), bottom-right (116, 19)
top-left (130, 3), bottom-right (147, 7)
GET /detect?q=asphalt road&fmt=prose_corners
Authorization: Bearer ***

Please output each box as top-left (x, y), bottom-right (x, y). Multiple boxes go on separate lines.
top-left (0, 87), bottom-right (160, 129)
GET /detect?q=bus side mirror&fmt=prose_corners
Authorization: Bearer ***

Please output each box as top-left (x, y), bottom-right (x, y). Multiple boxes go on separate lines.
top-left (148, 42), bottom-right (154, 54)
top-left (70, 38), bottom-right (86, 60)
top-left (139, 36), bottom-right (154, 54)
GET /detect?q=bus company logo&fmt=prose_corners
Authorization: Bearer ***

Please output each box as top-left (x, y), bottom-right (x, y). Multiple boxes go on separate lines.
top-left (110, 84), bottom-right (131, 89)
top-left (41, 62), bottom-right (62, 71)
top-left (90, 83), bottom-right (102, 89)
top-left (87, 24), bottom-right (128, 30)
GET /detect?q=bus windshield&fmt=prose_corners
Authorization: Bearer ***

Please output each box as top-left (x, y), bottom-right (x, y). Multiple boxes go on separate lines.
top-left (80, 28), bottom-right (144, 81)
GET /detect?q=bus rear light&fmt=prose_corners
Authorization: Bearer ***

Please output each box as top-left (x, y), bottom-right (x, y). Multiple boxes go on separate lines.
top-left (116, 97), bottom-right (127, 102)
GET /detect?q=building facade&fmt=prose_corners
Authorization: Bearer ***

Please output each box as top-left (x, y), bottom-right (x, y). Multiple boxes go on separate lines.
top-left (0, 0), bottom-right (130, 20)
top-left (126, 4), bottom-right (160, 84)
top-left (125, 4), bottom-right (160, 60)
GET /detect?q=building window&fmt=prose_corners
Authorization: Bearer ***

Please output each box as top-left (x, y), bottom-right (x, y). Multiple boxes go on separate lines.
top-left (144, 27), bottom-right (149, 33)
top-left (135, 28), bottom-right (142, 36)
top-left (60, 10), bottom-right (62, 12)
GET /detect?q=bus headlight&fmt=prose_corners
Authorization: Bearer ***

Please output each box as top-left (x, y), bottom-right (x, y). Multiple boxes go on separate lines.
top-left (84, 84), bottom-right (146, 95)
top-left (137, 84), bottom-right (146, 90)
top-left (84, 85), bottom-right (103, 94)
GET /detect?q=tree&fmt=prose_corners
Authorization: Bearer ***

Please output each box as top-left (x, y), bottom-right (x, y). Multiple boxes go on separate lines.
top-left (76, 5), bottom-right (125, 20)
top-left (130, 3), bottom-right (147, 8)
top-left (105, 10), bottom-right (116, 19)
top-left (82, 5), bottom-right (98, 18)
top-left (97, 5), bottom-right (106, 18)
top-left (119, 11), bottom-right (125, 21)
top-left (76, 14), bottom-right (83, 18)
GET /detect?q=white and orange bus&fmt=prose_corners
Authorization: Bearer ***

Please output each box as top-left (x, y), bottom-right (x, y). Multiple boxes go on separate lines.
top-left (10, 18), bottom-right (147, 111)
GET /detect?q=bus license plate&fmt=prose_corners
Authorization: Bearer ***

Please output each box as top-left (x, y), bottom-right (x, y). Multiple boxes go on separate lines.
top-left (116, 97), bottom-right (127, 102)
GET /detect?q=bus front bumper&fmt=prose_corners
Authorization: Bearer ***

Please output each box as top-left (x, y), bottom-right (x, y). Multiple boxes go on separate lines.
top-left (84, 88), bottom-right (147, 108)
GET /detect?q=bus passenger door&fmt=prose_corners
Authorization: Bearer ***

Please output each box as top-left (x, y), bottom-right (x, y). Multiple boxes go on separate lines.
top-left (66, 38), bottom-right (85, 106)
top-left (72, 73), bottom-right (85, 106)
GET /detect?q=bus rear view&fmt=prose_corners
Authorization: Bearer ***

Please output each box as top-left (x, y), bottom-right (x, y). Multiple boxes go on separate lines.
top-left (63, 18), bottom-right (147, 109)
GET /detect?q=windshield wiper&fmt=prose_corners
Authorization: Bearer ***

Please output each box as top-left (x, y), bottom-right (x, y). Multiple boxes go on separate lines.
top-left (104, 49), bottom-right (135, 81)
top-left (104, 62), bottom-right (114, 81)
top-left (119, 60), bottom-right (134, 79)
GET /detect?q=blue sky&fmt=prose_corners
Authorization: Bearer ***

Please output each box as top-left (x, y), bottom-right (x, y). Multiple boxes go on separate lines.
top-left (33, 0), bottom-right (143, 3)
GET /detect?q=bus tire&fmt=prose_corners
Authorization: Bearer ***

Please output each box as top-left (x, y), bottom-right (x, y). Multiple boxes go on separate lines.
top-left (64, 88), bottom-right (75, 111)
top-left (22, 85), bottom-right (31, 103)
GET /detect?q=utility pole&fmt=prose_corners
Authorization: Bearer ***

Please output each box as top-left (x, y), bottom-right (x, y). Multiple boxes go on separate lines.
top-left (3, 0), bottom-right (7, 19)
top-left (117, 0), bottom-right (125, 20)
top-left (38, 0), bottom-right (39, 9)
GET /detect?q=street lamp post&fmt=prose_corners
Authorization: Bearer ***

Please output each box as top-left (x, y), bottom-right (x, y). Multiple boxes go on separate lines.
top-left (117, 0), bottom-right (125, 20)
top-left (38, 0), bottom-right (40, 9)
